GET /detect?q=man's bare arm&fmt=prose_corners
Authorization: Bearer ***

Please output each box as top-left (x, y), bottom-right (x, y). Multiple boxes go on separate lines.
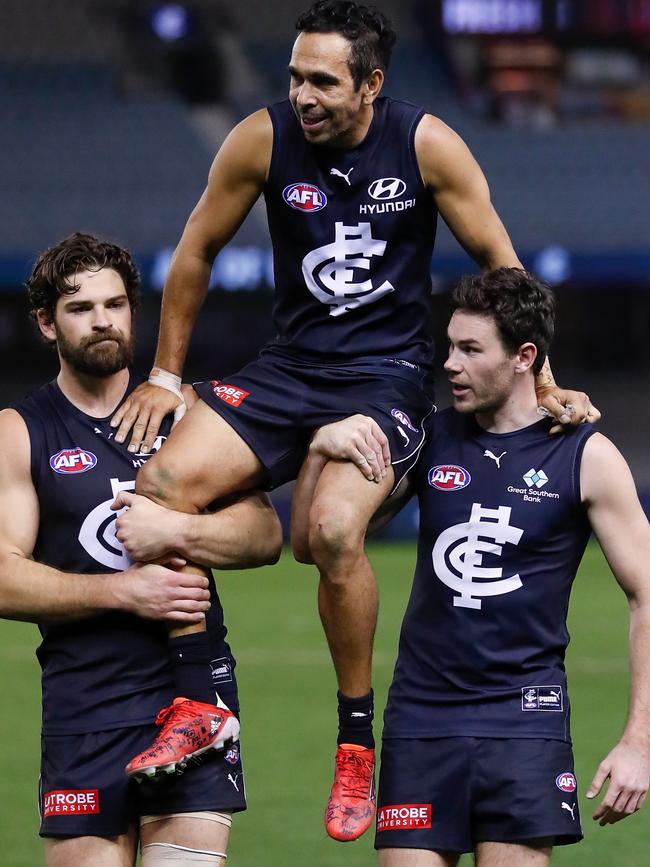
top-left (415, 115), bottom-right (521, 270)
top-left (112, 490), bottom-right (283, 569)
top-left (581, 433), bottom-right (650, 824)
top-left (308, 415), bottom-right (413, 533)
top-left (0, 409), bottom-right (210, 624)
top-left (415, 114), bottom-right (599, 427)
top-left (154, 109), bottom-right (272, 376)
top-left (291, 416), bottom-right (409, 563)
top-left (111, 109), bottom-right (273, 452)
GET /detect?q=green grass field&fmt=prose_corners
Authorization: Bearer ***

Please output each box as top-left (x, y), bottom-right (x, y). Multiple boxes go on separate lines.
top-left (1, 542), bottom-right (648, 865)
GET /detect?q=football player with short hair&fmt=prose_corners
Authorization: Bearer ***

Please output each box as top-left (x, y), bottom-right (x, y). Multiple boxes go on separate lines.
top-left (0, 232), bottom-right (282, 867)
top-left (308, 268), bottom-right (650, 864)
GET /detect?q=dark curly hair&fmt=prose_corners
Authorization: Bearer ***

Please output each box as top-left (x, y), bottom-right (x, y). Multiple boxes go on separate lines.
top-left (450, 268), bottom-right (555, 375)
top-left (296, 1), bottom-right (396, 89)
top-left (26, 232), bottom-right (140, 326)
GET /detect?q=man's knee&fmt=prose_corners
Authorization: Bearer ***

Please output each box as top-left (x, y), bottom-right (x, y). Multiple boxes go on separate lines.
top-left (44, 832), bottom-right (137, 867)
top-left (292, 540), bottom-right (315, 565)
top-left (136, 453), bottom-right (171, 503)
top-left (308, 496), bottom-right (366, 569)
top-left (140, 812), bottom-right (230, 866)
top-left (140, 842), bottom-right (226, 865)
top-left (136, 453), bottom-right (196, 512)
top-left (291, 524), bottom-right (315, 565)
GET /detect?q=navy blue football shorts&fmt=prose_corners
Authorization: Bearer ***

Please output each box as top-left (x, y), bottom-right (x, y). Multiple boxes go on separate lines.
top-left (375, 737), bottom-right (582, 854)
top-left (194, 348), bottom-right (436, 491)
top-left (39, 696), bottom-right (245, 837)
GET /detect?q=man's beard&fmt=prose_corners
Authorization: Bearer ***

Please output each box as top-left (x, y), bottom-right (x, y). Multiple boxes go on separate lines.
top-left (57, 329), bottom-right (135, 377)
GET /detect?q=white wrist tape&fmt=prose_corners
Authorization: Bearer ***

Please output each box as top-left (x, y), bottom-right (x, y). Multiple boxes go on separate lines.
top-left (149, 367), bottom-right (187, 424)
top-left (149, 367), bottom-right (182, 395)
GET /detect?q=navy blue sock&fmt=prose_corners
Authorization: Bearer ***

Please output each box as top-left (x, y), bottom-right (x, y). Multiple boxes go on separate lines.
top-left (337, 690), bottom-right (375, 748)
top-left (169, 633), bottom-right (216, 705)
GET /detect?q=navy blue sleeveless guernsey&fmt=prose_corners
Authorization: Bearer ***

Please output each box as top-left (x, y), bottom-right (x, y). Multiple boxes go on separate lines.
top-left (14, 373), bottom-right (228, 735)
top-left (264, 97), bottom-right (437, 365)
top-left (383, 410), bottom-right (595, 743)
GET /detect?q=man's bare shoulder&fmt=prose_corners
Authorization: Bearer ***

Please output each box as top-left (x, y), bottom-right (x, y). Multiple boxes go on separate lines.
top-left (211, 108), bottom-right (273, 183)
top-left (0, 407), bottom-right (30, 439)
top-left (415, 112), bottom-right (457, 139)
top-left (0, 408), bottom-right (31, 478)
top-left (582, 430), bottom-right (622, 466)
top-left (580, 431), bottom-right (638, 505)
top-left (414, 113), bottom-right (475, 188)
top-left (233, 108), bottom-right (274, 143)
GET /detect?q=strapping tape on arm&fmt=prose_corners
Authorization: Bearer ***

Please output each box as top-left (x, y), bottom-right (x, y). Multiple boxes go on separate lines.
top-left (149, 367), bottom-right (187, 425)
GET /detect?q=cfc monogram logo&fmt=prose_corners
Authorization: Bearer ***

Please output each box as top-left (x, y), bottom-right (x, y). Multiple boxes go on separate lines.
top-left (432, 503), bottom-right (524, 610)
top-left (302, 221), bottom-right (394, 316)
top-left (78, 478), bottom-right (134, 569)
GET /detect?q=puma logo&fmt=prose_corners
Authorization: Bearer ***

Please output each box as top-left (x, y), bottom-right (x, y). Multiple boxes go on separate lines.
top-left (397, 426), bottom-right (410, 447)
top-left (561, 802), bottom-right (576, 821)
top-left (228, 773), bottom-right (240, 792)
top-left (330, 167), bottom-right (354, 186)
top-left (484, 449), bottom-right (506, 468)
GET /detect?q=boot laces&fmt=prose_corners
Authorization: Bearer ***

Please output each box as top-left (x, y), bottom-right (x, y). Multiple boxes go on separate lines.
top-left (336, 750), bottom-right (373, 800)
top-left (154, 700), bottom-right (211, 733)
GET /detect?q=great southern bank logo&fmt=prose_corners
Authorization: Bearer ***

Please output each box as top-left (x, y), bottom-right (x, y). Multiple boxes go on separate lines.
top-left (523, 468), bottom-right (549, 489)
top-left (428, 464), bottom-right (471, 492)
top-left (283, 182), bottom-right (327, 212)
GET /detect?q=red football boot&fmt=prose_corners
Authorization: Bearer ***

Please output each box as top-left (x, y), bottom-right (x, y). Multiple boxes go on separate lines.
top-left (125, 697), bottom-right (240, 781)
top-left (325, 743), bottom-right (376, 841)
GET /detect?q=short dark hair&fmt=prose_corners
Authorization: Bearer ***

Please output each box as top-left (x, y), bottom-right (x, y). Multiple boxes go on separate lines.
top-left (296, 1), bottom-right (396, 90)
top-left (26, 232), bottom-right (140, 325)
top-left (450, 268), bottom-right (555, 375)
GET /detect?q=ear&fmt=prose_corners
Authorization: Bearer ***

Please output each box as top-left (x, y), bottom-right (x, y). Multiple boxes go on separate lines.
top-left (36, 309), bottom-right (57, 342)
top-left (362, 68), bottom-right (384, 104)
top-left (514, 342), bottom-right (537, 374)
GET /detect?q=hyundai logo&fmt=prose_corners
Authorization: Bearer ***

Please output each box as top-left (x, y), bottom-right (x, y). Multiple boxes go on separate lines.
top-left (368, 177), bottom-right (407, 200)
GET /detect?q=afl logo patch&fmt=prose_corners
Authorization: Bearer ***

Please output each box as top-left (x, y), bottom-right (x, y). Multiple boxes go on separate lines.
top-left (368, 177), bottom-right (406, 201)
top-left (428, 464), bottom-right (471, 491)
top-left (556, 772), bottom-right (576, 793)
top-left (50, 448), bottom-right (97, 474)
top-left (224, 744), bottom-right (240, 765)
top-left (283, 182), bottom-right (327, 212)
top-left (391, 408), bottom-right (418, 433)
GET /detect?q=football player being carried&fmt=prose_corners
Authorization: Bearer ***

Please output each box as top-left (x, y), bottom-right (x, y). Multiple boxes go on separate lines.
top-left (110, 0), bottom-right (598, 842)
